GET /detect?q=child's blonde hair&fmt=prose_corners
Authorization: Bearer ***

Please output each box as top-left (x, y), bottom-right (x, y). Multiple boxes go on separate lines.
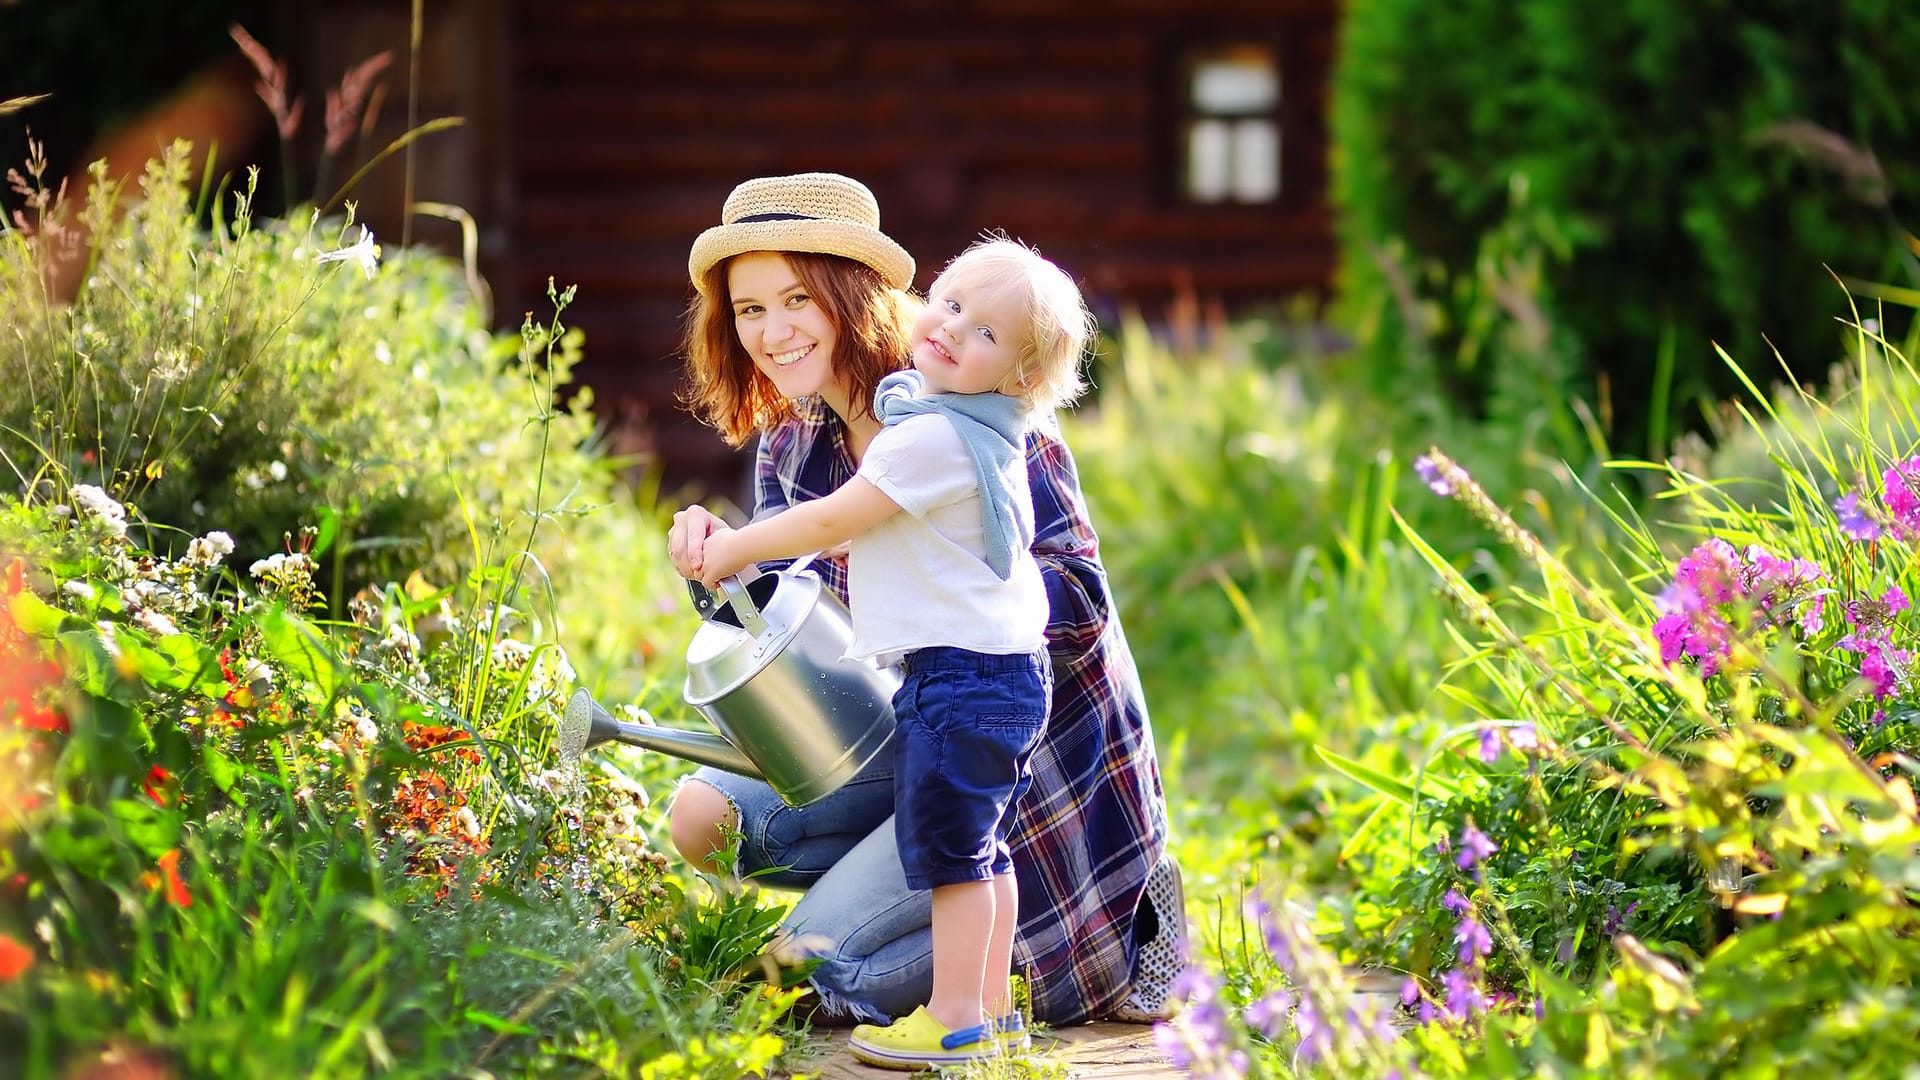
top-left (930, 236), bottom-right (1093, 415)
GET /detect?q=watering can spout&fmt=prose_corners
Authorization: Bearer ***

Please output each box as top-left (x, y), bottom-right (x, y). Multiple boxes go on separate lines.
top-left (561, 688), bottom-right (760, 778)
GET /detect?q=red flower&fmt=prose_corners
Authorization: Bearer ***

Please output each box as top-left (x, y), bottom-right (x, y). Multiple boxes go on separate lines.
top-left (3, 652), bottom-right (67, 736)
top-left (0, 933), bottom-right (33, 981)
top-left (2, 556), bottom-right (22, 597)
top-left (142, 765), bottom-right (175, 806)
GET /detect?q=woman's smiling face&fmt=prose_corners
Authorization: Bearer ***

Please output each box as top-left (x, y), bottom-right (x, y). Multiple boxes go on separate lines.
top-left (728, 251), bottom-right (843, 403)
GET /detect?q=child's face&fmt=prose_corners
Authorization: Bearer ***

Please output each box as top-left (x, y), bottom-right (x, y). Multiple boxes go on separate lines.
top-left (727, 251), bottom-right (845, 404)
top-left (910, 270), bottom-right (1026, 396)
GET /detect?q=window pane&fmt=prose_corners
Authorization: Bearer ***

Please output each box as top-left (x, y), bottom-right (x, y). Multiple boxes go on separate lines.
top-left (1188, 120), bottom-right (1230, 202)
top-left (1232, 120), bottom-right (1280, 202)
top-left (1191, 52), bottom-right (1278, 114)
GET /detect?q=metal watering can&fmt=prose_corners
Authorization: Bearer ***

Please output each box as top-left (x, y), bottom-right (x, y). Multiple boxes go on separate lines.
top-left (559, 561), bottom-right (899, 807)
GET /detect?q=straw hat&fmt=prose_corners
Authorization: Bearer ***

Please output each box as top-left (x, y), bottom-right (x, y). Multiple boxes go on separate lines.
top-left (687, 172), bottom-right (915, 295)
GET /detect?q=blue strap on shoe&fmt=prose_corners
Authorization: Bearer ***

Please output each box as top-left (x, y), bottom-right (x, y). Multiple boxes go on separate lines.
top-left (995, 1014), bottom-right (1025, 1033)
top-left (940, 1022), bottom-right (993, 1050)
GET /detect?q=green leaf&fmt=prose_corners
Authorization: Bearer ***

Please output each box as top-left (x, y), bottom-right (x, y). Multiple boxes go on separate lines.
top-left (10, 588), bottom-right (69, 638)
top-left (1314, 744), bottom-right (1460, 805)
top-left (1338, 797), bottom-right (1403, 862)
top-left (202, 743), bottom-right (241, 794)
top-left (462, 1009), bottom-right (535, 1036)
top-left (259, 607), bottom-right (343, 702)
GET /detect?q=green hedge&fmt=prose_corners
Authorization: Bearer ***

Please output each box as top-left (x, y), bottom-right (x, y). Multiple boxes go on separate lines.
top-left (1331, 0), bottom-right (1920, 457)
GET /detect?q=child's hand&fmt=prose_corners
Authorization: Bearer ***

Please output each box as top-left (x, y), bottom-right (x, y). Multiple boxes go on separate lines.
top-left (697, 527), bottom-right (746, 589)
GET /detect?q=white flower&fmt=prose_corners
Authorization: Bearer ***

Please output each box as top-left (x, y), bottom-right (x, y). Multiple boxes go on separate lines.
top-left (132, 609), bottom-right (179, 637)
top-left (315, 225), bottom-right (381, 279)
top-left (250, 552), bottom-right (313, 580)
top-left (267, 460), bottom-right (287, 482)
top-left (381, 623), bottom-right (421, 656)
top-left (69, 484), bottom-right (127, 536)
top-left (62, 580), bottom-right (95, 601)
top-left (185, 531), bottom-right (235, 568)
top-left (491, 638), bottom-right (533, 668)
top-left (354, 715), bottom-right (379, 743)
top-left (454, 806), bottom-right (481, 841)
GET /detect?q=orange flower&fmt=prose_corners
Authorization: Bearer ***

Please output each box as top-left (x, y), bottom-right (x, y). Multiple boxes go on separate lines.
top-left (2, 556), bottom-right (22, 598)
top-left (146, 849), bottom-right (192, 908)
top-left (0, 933), bottom-right (33, 981)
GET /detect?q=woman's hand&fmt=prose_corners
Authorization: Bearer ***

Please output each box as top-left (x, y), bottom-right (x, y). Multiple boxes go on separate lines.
top-left (668, 505), bottom-right (725, 580)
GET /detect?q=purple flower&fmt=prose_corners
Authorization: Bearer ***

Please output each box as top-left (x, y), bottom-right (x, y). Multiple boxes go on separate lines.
top-left (1861, 646), bottom-right (1900, 699)
top-left (1455, 916), bottom-right (1493, 962)
top-left (1835, 493), bottom-right (1883, 541)
top-left (1603, 900), bottom-right (1639, 935)
top-left (1885, 585), bottom-right (1910, 613)
top-left (1674, 539), bottom-right (1739, 606)
top-left (1798, 594), bottom-right (1826, 635)
top-left (1442, 888), bottom-right (1471, 915)
top-left (1455, 823), bottom-right (1497, 870)
top-left (1415, 454), bottom-right (1453, 496)
top-left (1477, 725), bottom-right (1502, 763)
top-left (1246, 895), bottom-right (1298, 977)
top-left (1242, 989), bottom-right (1293, 1040)
top-left (1882, 458), bottom-right (1920, 535)
top-left (1292, 998), bottom-right (1332, 1065)
top-left (1400, 978), bottom-right (1421, 1006)
top-left (1152, 1022), bottom-right (1195, 1068)
top-left (1509, 722), bottom-right (1539, 752)
top-left (1442, 968), bottom-right (1479, 1020)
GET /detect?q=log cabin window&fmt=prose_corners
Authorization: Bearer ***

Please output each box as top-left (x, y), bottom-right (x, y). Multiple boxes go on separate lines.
top-left (1182, 45), bottom-right (1281, 204)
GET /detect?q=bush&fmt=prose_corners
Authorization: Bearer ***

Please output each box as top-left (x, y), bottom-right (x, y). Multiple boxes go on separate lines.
top-left (1, 141), bottom-right (606, 604)
top-left (1331, 0), bottom-right (1920, 457)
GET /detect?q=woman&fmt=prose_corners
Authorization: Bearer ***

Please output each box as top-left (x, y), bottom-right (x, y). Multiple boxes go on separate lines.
top-left (656, 172), bottom-right (1178, 1026)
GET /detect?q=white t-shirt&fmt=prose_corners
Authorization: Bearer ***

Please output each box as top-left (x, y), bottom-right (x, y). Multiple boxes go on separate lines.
top-left (848, 413), bottom-right (1048, 665)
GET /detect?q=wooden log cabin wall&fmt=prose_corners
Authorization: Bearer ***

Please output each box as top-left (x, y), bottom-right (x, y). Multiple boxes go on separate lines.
top-left (298, 0), bottom-right (1340, 504)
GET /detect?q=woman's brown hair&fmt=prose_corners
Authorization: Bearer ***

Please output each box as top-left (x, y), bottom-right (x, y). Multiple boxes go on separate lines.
top-left (680, 252), bottom-right (918, 447)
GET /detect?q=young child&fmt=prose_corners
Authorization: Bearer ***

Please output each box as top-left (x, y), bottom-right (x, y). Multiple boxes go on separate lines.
top-left (687, 236), bottom-right (1092, 1069)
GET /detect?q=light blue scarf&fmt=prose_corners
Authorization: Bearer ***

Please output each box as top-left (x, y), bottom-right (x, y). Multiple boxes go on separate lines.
top-left (874, 370), bottom-right (1030, 580)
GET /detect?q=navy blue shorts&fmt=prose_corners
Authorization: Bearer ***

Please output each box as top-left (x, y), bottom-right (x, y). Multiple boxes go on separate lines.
top-left (891, 645), bottom-right (1051, 891)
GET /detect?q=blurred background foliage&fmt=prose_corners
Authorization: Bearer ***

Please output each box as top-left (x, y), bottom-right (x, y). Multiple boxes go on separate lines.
top-left (1333, 0), bottom-right (1920, 462)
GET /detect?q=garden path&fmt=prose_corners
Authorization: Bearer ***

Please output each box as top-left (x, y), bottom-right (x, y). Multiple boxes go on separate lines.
top-left (788, 1020), bottom-right (1168, 1078)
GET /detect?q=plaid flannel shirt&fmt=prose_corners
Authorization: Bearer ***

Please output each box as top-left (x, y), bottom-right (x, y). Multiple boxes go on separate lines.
top-left (753, 397), bottom-right (1169, 1024)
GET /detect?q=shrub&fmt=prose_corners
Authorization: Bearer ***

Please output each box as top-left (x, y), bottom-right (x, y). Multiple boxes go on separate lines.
top-left (1331, 0), bottom-right (1920, 457)
top-left (1, 140), bottom-right (609, 605)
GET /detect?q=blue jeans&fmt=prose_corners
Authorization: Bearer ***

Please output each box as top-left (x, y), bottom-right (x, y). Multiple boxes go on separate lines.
top-left (892, 646), bottom-right (1049, 889)
top-left (681, 754), bottom-right (929, 1023)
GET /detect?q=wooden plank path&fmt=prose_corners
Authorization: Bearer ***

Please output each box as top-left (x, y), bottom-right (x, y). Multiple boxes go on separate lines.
top-left (785, 1020), bottom-right (1168, 1079)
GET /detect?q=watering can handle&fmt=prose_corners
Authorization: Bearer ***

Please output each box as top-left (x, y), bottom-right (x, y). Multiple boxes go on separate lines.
top-left (685, 552), bottom-right (821, 635)
top-left (686, 575), bottom-right (772, 636)
top-left (716, 576), bottom-right (769, 636)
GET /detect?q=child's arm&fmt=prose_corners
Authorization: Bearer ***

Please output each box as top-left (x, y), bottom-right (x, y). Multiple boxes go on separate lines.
top-left (696, 477), bottom-right (902, 588)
